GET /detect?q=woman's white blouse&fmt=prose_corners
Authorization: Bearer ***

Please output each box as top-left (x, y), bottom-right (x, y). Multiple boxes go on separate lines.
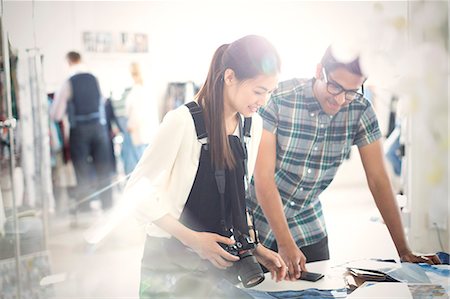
top-left (124, 104), bottom-right (263, 238)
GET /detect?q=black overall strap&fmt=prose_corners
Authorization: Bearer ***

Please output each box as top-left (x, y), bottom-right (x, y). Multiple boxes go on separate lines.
top-left (185, 101), bottom-right (228, 233)
top-left (185, 101), bottom-right (208, 140)
top-left (186, 101), bottom-right (251, 142)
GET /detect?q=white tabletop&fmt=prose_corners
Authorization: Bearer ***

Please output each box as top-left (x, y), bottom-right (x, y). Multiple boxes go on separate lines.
top-left (251, 260), bottom-right (347, 292)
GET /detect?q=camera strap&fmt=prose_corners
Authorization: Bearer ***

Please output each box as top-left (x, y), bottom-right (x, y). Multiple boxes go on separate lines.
top-left (214, 113), bottom-right (248, 236)
top-left (239, 116), bottom-right (252, 204)
top-left (239, 117), bottom-right (259, 245)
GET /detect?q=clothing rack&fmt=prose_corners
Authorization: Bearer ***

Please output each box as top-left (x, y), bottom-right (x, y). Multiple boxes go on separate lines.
top-left (0, 18), bottom-right (53, 298)
top-left (1, 15), bottom-right (21, 298)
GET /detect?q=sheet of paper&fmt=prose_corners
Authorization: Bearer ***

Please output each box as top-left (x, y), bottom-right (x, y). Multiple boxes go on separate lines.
top-left (381, 263), bottom-right (431, 283)
top-left (342, 259), bottom-right (401, 271)
top-left (347, 282), bottom-right (411, 298)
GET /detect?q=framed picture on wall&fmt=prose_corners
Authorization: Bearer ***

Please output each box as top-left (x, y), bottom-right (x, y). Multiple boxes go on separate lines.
top-left (83, 31), bottom-right (148, 53)
top-left (83, 32), bottom-right (113, 53)
top-left (133, 33), bottom-right (148, 53)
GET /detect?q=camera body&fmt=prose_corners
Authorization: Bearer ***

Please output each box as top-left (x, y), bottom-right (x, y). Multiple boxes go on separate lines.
top-left (224, 233), bottom-right (256, 255)
top-left (223, 232), bottom-right (265, 288)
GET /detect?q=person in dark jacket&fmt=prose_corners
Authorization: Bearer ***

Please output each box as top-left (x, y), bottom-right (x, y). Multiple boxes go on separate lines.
top-left (51, 51), bottom-right (113, 212)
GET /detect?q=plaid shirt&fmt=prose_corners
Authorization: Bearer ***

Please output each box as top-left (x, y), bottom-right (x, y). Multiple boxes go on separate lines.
top-left (247, 78), bottom-right (381, 248)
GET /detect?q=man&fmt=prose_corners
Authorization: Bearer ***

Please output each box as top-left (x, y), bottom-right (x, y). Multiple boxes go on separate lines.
top-left (247, 46), bottom-right (440, 280)
top-left (51, 51), bottom-right (113, 212)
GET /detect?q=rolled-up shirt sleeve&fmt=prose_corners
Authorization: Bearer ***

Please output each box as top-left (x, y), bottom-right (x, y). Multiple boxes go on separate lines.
top-left (258, 95), bottom-right (279, 135)
top-left (354, 101), bottom-right (382, 147)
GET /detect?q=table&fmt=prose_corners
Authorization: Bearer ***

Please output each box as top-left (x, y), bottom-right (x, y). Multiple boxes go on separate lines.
top-left (251, 260), bottom-right (347, 292)
top-left (250, 259), bottom-right (448, 299)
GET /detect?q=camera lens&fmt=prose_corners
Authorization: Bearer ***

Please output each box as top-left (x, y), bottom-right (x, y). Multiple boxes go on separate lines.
top-left (236, 251), bottom-right (265, 288)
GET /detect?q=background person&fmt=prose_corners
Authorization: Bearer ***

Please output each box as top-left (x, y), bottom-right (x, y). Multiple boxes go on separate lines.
top-left (51, 51), bottom-right (114, 212)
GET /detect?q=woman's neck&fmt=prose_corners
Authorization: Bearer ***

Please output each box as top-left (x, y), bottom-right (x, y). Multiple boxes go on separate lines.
top-left (224, 104), bottom-right (238, 135)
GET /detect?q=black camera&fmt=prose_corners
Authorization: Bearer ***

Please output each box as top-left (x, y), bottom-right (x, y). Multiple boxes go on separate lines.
top-left (224, 232), bottom-right (265, 288)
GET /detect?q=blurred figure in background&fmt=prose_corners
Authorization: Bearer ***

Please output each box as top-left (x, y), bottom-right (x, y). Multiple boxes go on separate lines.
top-left (50, 51), bottom-right (113, 212)
top-left (114, 62), bottom-right (158, 175)
top-left (125, 62), bottom-right (158, 161)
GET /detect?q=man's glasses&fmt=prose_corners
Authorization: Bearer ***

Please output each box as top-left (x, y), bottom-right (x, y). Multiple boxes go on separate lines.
top-left (322, 68), bottom-right (364, 102)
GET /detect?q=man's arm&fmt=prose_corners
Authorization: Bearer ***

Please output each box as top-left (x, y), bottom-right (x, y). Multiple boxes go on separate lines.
top-left (50, 80), bottom-right (71, 121)
top-left (253, 129), bottom-right (307, 280)
top-left (359, 140), bottom-right (440, 264)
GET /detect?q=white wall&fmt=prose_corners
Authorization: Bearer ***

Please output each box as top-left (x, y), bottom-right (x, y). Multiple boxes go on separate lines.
top-left (4, 1), bottom-right (406, 114)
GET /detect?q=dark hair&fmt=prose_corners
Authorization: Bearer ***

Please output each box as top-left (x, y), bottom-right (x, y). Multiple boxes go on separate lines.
top-left (66, 51), bottom-right (81, 63)
top-left (321, 46), bottom-right (363, 76)
top-left (195, 35), bottom-right (281, 170)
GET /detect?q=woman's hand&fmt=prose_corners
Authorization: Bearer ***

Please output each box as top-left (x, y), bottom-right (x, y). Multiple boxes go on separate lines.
top-left (184, 231), bottom-right (240, 269)
top-left (153, 215), bottom-right (240, 270)
top-left (254, 244), bottom-right (287, 282)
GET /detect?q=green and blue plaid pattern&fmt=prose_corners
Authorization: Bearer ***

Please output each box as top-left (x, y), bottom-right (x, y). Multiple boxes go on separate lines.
top-left (247, 78), bottom-right (381, 248)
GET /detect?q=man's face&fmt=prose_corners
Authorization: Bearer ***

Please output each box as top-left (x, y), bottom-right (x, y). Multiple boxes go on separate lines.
top-left (315, 66), bottom-right (365, 115)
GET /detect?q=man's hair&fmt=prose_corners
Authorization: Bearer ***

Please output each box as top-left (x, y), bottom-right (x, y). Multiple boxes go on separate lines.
top-left (66, 51), bottom-right (81, 63)
top-left (321, 46), bottom-right (362, 76)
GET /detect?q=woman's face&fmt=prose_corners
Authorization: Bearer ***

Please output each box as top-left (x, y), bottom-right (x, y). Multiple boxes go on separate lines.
top-left (224, 70), bottom-right (279, 118)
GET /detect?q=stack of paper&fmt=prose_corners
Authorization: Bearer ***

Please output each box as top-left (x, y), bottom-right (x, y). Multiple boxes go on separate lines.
top-left (347, 282), bottom-right (411, 298)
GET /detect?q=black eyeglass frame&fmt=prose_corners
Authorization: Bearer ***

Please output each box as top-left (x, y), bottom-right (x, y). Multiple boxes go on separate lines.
top-left (322, 68), bottom-right (365, 102)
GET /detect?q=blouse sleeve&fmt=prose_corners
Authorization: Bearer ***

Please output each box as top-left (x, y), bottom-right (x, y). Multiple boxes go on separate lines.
top-left (123, 107), bottom-right (189, 223)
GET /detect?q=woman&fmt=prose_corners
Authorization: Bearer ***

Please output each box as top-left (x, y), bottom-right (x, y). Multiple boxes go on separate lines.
top-left (124, 35), bottom-right (286, 298)
top-left (126, 62), bottom-right (158, 161)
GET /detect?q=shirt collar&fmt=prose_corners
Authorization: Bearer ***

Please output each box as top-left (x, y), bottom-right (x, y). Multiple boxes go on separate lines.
top-left (303, 78), bottom-right (322, 114)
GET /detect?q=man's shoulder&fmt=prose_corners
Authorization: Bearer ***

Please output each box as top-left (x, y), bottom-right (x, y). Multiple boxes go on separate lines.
top-left (274, 78), bottom-right (310, 97)
top-left (349, 96), bottom-right (375, 113)
top-left (68, 73), bottom-right (99, 87)
top-left (70, 72), bottom-right (96, 79)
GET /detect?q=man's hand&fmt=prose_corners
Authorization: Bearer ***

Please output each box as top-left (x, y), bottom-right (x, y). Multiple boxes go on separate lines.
top-left (400, 251), bottom-right (441, 265)
top-left (254, 244), bottom-right (287, 282)
top-left (278, 242), bottom-right (307, 280)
